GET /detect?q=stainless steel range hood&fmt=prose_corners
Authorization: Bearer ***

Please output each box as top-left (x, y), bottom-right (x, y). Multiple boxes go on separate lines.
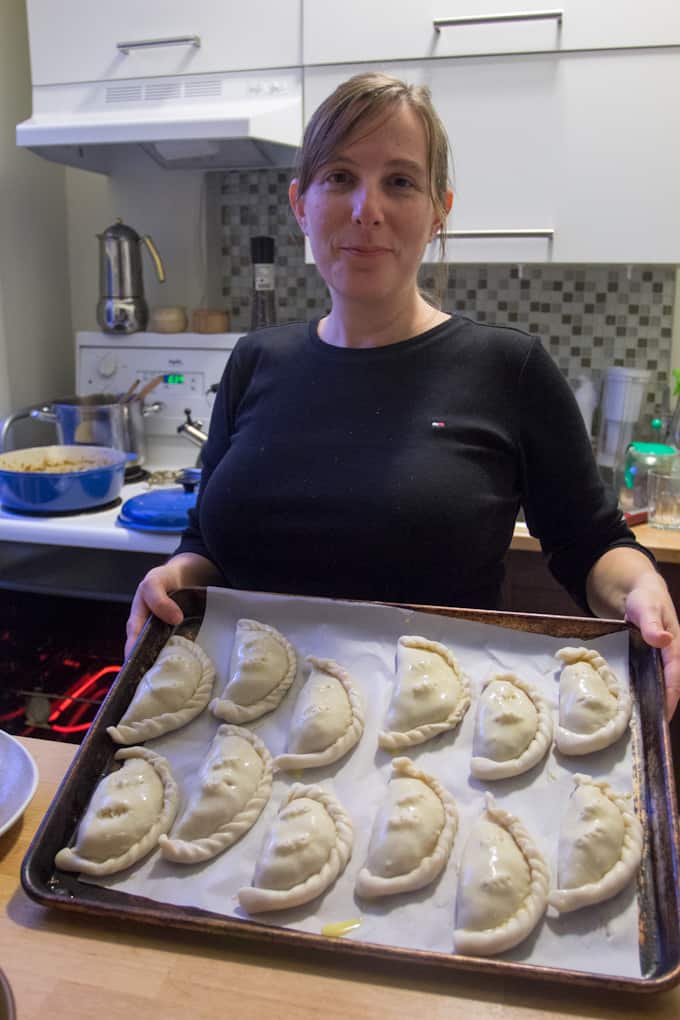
top-left (16, 68), bottom-right (303, 174)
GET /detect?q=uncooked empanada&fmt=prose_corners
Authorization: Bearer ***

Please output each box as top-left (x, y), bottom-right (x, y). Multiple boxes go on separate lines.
top-left (470, 672), bottom-right (553, 780)
top-left (454, 793), bottom-right (549, 957)
top-left (238, 783), bottom-right (353, 913)
top-left (274, 656), bottom-right (364, 772)
top-left (107, 635), bottom-right (215, 745)
top-left (549, 773), bottom-right (643, 913)
top-left (378, 635), bottom-right (471, 750)
top-left (54, 746), bottom-right (178, 876)
top-left (355, 756), bottom-right (457, 898)
top-left (159, 724), bottom-right (273, 864)
top-left (555, 646), bottom-right (632, 755)
top-left (210, 618), bottom-right (296, 724)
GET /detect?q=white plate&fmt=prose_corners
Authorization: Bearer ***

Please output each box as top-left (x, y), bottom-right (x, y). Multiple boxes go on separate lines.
top-left (0, 730), bottom-right (39, 837)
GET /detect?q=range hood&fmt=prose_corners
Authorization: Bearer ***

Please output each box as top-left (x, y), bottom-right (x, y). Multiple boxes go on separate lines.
top-left (16, 68), bottom-right (303, 174)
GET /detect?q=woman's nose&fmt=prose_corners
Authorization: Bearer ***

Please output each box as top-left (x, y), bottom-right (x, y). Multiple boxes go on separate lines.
top-left (352, 183), bottom-right (383, 226)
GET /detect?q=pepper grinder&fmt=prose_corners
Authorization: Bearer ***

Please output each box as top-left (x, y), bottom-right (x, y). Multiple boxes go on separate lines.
top-left (250, 235), bottom-right (277, 329)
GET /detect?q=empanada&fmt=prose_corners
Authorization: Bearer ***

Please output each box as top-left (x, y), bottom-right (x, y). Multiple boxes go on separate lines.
top-left (54, 746), bottom-right (178, 876)
top-left (107, 635), bottom-right (215, 745)
top-left (470, 672), bottom-right (553, 780)
top-left (549, 773), bottom-right (643, 913)
top-left (555, 646), bottom-right (632, 755)
top-left (355, 756), bottom-right (457, 898)
top-left (159, 724), bottom-right (273, 864)
top-left (238, 783), bottom-right (353, 913)
top-left (274, 656), bottom-right (364, 772)
top-left (211, 618), bottom-right (296, 724)
top-left (454, 793), bottom-right (549, 957)
top-left (378, 635), bottom-right (471, 750)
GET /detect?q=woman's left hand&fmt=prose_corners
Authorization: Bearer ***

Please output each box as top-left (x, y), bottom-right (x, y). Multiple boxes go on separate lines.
top-left (586, 548), bottom-right (680, 719)
top-left (623, 572), bottom-right (680, 719)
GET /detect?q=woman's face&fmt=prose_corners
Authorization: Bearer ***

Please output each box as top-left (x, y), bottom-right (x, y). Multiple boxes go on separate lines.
top-left (290, 103), bottom-right (448, 307)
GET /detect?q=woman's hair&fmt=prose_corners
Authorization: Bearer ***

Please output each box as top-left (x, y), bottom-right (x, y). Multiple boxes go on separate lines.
top-left (295, 72), bottom-right (453, 260)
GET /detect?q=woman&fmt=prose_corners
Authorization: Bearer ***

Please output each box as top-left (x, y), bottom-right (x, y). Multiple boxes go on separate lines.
top-left (125, 72), bottom-right (680, 717)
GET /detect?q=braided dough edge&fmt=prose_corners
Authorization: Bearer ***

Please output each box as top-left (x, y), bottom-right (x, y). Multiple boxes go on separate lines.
top-left (453, 792), bottom-right (549, 957)
top-left (238, 782), bottom-right (353, 914)
top-left (158, 724), bottom-right (274, 864)
top-left (273, 656), bottom-right (364, 772)
top-left (210, 618), bottom-right (297, 724)
top-left (554, 646), bottom-right (632, 755)
top-left (378, 635), bottom-right (471, 750)
top-left (548, 773), bottom-right (643, 913)
top-left (107, 635), bottom-right (216, 745)
top-left (54, 746), bottom-right (179, 876)
top-left (470, 671), bottom-right (554, 780)
top-left (355, 755), bottom-right (458, 898)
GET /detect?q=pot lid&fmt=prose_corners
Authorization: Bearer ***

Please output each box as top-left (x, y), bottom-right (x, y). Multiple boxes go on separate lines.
top-left (118, 487), bottom-right (196, 533)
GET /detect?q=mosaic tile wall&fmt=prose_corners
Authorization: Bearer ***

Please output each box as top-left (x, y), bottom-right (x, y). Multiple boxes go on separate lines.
top-left (210, 168), bottom-right (676, 420)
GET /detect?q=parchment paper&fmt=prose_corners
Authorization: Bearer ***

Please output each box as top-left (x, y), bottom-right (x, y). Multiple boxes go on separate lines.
top-left (89, 587), bottom-right (641, 978)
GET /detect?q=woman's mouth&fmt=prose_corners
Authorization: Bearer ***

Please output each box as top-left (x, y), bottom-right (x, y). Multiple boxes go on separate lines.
top-left (340, 246), bottom-right (391, 257)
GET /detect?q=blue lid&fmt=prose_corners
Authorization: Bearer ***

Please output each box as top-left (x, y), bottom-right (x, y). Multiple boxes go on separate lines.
top-left (118, 488), bottom-right (196, 532)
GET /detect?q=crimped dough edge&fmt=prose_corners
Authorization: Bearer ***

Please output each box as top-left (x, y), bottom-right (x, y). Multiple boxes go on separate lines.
top-left (210, 618), bottom-right (297, 724)
top-left (548, 773), bottom-right (643, 913)
top-left (554, 646), bottom-right (632, 756)
top-left (238, 782), bottom-right (353, 914)
top-left (274, 656), bottom-right (364, 772)
top-left (453, 792), bottom-right (550, 957)
top-left (378, 635), bottom-right (472, 750)
top-left (355, 756), bottom-right (458, 898)
top-left (159, 724), bottom-right (274, 864)
top-left (470, 671), bottom-right (554, 780)
top-left (107, 635), bottom-right (216, 745)
top-left (54, 746), bottom-right (179, 876)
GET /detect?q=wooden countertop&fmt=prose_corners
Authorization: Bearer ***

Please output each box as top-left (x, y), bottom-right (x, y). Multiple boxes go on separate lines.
top-left (1, 738), bottom-right (679, 1019)
top-left (511, 522), bottom-right (680, 564)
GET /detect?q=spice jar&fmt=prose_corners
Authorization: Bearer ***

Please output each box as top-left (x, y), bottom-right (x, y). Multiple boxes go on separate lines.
top-left (250, 236), bottom-right (276, 329)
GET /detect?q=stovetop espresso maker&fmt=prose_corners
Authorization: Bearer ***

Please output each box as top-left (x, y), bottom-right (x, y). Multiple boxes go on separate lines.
top-left (96, 219), bottom-right (166, 334)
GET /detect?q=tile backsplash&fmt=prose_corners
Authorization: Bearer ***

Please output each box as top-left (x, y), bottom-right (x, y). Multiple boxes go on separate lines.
top-left (210, 168), bottom-right (676, 418)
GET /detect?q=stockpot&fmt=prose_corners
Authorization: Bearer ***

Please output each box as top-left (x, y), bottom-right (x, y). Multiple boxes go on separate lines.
top-left (0, 394), bottom-right (161, 466)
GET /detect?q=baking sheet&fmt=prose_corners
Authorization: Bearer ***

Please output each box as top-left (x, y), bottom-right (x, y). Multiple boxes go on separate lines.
top-left (83, 586), bottom-right (643, 978)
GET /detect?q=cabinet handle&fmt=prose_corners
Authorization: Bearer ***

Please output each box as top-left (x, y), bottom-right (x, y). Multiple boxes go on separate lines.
top-left (434, 10), bottom-right (563, 31)
top-left (117, 36), bottom-right (201, 55)
top-left (444, 229), bottom-right (554, 239)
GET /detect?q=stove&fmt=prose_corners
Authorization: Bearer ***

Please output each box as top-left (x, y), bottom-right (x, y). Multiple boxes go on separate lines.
top-left (0, 330), bottom-right (242, 744)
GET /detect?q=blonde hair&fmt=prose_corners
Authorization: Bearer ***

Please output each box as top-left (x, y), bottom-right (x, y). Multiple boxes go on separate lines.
top-left (296, 72), bottom-right (453, 260)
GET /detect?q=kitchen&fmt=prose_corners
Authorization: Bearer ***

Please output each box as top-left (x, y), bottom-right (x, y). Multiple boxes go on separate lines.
top-left (1, 0), bottom-right (680, 1015)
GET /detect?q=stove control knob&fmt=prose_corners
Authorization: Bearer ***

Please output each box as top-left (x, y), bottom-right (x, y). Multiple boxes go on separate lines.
top-left (97, 352), bottom-right (118, 378)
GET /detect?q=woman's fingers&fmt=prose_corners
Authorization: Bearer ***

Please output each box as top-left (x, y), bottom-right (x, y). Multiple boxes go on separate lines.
top-left (625, 582), bottom-right (680, 719)
top-left (124, 569), bottom-right (184, 658)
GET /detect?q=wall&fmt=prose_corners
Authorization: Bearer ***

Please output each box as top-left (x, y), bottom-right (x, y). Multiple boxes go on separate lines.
top-left (0, 0), bottom-right (72, 428)
top-left (210, 167), bottom-right (677, 424)
top-left (65, 154), bottom-right (208, 333)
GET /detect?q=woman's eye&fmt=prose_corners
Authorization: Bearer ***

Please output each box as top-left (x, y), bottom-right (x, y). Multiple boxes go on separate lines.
top-left (324, 170), bottom-right (352, 186)
top-left (390, 175), bottom-right (415, 189)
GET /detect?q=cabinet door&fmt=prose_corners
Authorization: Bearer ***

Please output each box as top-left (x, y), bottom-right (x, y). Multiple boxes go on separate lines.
top-left (553, 50), bottom-right (680, 263)
top-left (26, 0), bottom-right (302, 86)
top-left (304, 60), bottom-right (558, 264)
top-left (303, 0), bottom-right (680, 65)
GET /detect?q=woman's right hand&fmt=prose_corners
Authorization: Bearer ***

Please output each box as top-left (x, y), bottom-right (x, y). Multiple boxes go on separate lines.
top-left (124, 553), bottom-right (222, 658)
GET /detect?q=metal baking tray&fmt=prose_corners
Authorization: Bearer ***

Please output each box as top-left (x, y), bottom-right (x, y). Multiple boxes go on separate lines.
top-left (21, 588), bottom-right (680, 993)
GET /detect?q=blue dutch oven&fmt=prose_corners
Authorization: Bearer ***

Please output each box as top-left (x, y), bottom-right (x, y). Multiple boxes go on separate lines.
top-left (0, 444), bottom-right (127, 513)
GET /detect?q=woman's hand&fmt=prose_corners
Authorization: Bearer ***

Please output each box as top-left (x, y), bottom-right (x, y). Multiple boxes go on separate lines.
top-left (586, 547), bottom-right (680, 718)
top-left (124, 553), bottom-right (222, 659)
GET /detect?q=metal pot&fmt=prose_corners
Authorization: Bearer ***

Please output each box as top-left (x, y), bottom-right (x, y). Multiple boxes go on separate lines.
top-left (96, 219), bottom-right (165, 334)
top-left (0, 394), bottom-right (161, 466)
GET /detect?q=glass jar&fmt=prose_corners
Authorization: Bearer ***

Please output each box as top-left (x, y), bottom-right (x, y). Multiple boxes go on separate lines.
top-left (618, 441), bottom-right (678, 511)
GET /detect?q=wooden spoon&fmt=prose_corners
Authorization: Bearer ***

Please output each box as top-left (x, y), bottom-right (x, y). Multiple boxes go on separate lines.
top-left (137, 374), bottom-right (165, 402)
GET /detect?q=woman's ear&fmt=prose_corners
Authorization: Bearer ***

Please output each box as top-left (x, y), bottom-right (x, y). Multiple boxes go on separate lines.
top-left (289, 179), bottom-right (306, 233)
top-left (431, 189), bottom-right (454, 240)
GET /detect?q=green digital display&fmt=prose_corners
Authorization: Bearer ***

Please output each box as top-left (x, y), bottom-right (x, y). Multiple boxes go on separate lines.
top-left (164, 374), bottom-right (185, 385)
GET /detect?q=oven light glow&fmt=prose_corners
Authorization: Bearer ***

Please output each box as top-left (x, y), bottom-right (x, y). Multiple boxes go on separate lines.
top-left (164, 373), bottom-right (185, 384)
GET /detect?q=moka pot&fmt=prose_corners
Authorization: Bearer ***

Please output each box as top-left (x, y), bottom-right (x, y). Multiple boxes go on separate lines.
top-left (96, 219), bottom-right (165, 334)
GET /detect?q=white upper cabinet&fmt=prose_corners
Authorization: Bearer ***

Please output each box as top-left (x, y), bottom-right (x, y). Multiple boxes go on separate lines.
top-left (25, 0), bottom-right (302, 85)
top-left (303, 0), bottom-right (680, 65)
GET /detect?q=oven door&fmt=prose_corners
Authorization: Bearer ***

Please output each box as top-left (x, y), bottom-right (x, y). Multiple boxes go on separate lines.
top-left (0, 542), bottom-right (165, 744)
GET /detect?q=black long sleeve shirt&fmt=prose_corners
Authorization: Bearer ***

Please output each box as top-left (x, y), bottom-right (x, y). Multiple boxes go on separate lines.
top-left (177, 315), bottom-right (651, 610)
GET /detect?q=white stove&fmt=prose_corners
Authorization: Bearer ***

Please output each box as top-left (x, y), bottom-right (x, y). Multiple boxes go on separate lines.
top-left (0, 330), bottom-right (242, 559)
